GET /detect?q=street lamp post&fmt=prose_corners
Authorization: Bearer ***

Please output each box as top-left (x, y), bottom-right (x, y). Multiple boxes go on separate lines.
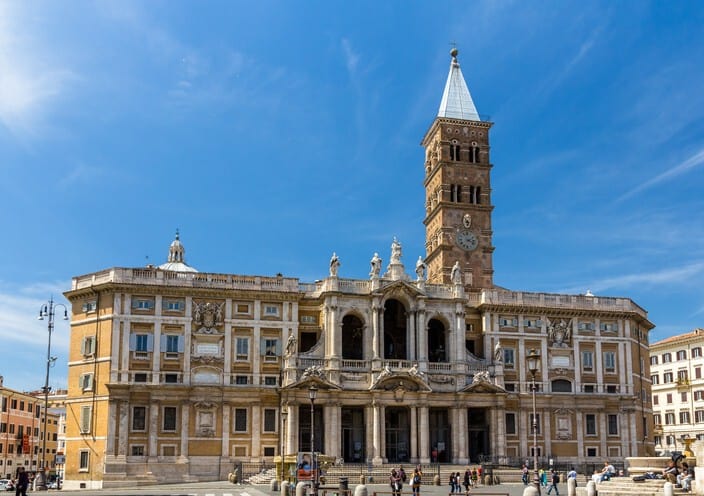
top-left (527, 349), bottom-right (541, 495)
top-left (36, 296), bottom-right (68, 491)
top-left (308, 386), bottom-right (318, 496)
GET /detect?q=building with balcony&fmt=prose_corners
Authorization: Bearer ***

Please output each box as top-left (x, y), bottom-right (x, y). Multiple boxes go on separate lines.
top-left (61, 49), bottom-right (655, 489)
top-left (650, 329), bottom-right (704, 454)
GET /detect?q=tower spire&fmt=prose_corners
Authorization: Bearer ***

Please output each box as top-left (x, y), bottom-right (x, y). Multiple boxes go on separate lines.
top-left (437, 48), bottom-right (480, 121)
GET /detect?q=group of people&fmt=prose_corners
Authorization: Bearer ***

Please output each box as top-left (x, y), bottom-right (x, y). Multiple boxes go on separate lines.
top-left (663, 458), bottom-right (695, 492)
top-left (591, 461), bottom-right (617, 483)
top-left (520, 464), bottom-right (578, 496)
top-left (447, 466), bottom-right (482, 493)
top-left (389, 465), bottom-right (423, 496)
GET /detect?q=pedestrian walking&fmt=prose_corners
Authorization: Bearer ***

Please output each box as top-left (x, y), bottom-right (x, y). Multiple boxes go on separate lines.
top-left (411, 468), bottom-right (422, 496)
top-left (14, 467), bottom-right (29, 496)
top-left (547, 470), bottom-right (560, 496)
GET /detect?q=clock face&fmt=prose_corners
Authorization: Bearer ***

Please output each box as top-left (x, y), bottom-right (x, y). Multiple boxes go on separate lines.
top-left (456, 229), bottom-right (478, 251)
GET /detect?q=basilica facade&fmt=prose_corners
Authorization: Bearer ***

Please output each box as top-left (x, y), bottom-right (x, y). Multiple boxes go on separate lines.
top-left (62, 50), bottom-right (655, 489)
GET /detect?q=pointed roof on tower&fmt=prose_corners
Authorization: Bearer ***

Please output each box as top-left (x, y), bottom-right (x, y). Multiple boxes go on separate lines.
top-left (437, 48), bottom-right (480, 121)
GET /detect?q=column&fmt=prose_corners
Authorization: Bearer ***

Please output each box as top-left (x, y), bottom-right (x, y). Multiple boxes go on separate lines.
top-left (121, 320), bottom-right (131, 382)
top-left (330, 301), bottom-right (340, 358)
top-left (251, 405), bottom-right (261, 458)
top-left (417, 306), bottom-right (427, 363)
top-left (575, 412), bottom-right (584, 462)
top-left (118, 400), bottom-right (129, 456)
top-left (599, 412), bottom-right (607, 456)
top-left (624, 411), bottom-right (634, 457)
top-left (573, 339), bottom-right (582, 392)
top-left (184, 297), bottom-right (192, 385)
top-left (409, 309), bottom-right (416, 361)
top-left (542, 405), bottom-right (551, 458)
top-left (152, 316), bottom-right (162, 384)
top-left (222, 404), bottom-right (230, 457)
top-left (623, 341), bottom-right (633, 395)
top-left (372, 401), bottom-right (382, 464)
top-left (494, 407), bottom-right (506, 458)
top-left (181, 403), bottom-right (190, 458)
top-left (455, 304), bottom-right (465, 362)
top-left (111, 318), bottom-right (121, 382)
top-left (287, 404), bottom-right (298, 457)
top-left (149, 400), bottom-right (159, 457)
top-left (595, 341), bottom-right (604, 391)
top-left (253, 325), bottom-right (261, 385)
top-left (457, 407), bottom-right (468, 463)
top-left (410, 406), bottom-right (418, 462)
top-left (106, 401), bottom-right (117, 455)
top-left (372, 301), bottom-right (380, 359)
top-left (419, 406), bottom-right (430, 463)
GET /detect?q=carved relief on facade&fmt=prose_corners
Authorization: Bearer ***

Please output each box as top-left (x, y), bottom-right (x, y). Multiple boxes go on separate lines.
top-left (193, 301), bottom-right (224, 334)
top-left (547, 318), bottom-right (572, 347)
top-left (554, 408), bottom-right (573, 440)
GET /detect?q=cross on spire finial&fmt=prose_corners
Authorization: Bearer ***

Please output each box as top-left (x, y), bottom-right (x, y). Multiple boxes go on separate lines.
top-left (449, 41), bottom-right (458, 60)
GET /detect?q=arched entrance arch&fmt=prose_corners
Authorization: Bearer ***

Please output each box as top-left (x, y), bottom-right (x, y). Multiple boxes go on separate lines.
top-left (427, 318), bottom-right (447, 362)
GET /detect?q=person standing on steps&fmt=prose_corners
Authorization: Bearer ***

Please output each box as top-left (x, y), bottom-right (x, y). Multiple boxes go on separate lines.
top-left (547, 469), bottom-right (560, 496)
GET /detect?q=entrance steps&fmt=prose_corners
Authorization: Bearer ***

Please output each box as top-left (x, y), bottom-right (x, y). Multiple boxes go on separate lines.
top-left (575, 478), bottom-right (668, 496)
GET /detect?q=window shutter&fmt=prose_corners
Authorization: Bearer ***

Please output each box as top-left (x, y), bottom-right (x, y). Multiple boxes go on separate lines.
top-left (147, 334), bottom-right (154, 352)
top-left (276, 339), bottom-right (282, 356)
top-left (260, 337), bottom-right (266, 355)
top-left (177, 336), bottom-right (185, 353)
top-left (81, 338), bottom-right (87, 355)
top-left (89, 337), bottom-right (96, 354)
top-left (160, 334), bottom-right (167, 350)
top-left (129, 333), bottom-right (136, 351)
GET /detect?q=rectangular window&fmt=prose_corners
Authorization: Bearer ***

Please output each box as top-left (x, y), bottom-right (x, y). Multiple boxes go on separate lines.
top-left (301, 315), bottom-right (316, 324)
top-left (651, 356), bottom-right (659, 365)
top-left (132, 406), bottom-right (147, 431)
top-left (654, 413), bottom-right (662, 425)
top-left (599, 322), bottom-right (618, 332)
top-left (665, 413), bottom-right (675, 425)
top-left (664, 372), bottom-right (674, 383)
top-left (134, 334), bottom-right (149, 353)
top-left (81, 336), bottom-right (96, 356)
top-left (695, 410), bottom-right (704, 423)
top-left (583, 384), bottom-right (595, 393)
top-left (80, 406), bottom-right (92, 434)
top-left (582, 351), bottom-right (594, 371)
top-left (697, 367), bottom-right (702, 379)
top-left (651, 374), bottom-right (659, 384)
top-left (653, 395), bottom-right (659, 405)
top-left (82, 300), bottom-right (97, 313)
top-left (523, 319), bottom-right (542, 328)
top-left (663, 353), bottom-right (672, 363)
top-left (264, 446), bottom-right (276, 457)
top-left (606, 385), bottom-right (618, 394)
top-left (603, 351), bottom-right (616, 372)
top-left (131, 445), bottom-right (144, 456)
top-left (693, 348), bottom-right (703, 358)
top-left (263, 409), bottom-right (276, 432)
top-left (79, 373), bottom-right (94, 392)
top-left (578, 322), bottom-right (595, 331)
top-left (680, 411), bottom-right (691, 424)
top-left (79, 450), bottom-right (89, 471)
top-left (163, 300), bottom-right (184, 311)
top-left (503, 348), bottom-right (515, 368)
top-left (607, 414), bottom-right (618, 435)
top-left (682, 392), bottom-right (688, 402)
top-left (505, 413), bottom-right (516, 435)
top-left (694, 390), bottom-right (704, 401)
top-left (264, 376), bottom-right (277, 386)
top-left (235, 375), bottom-right (249, 385)
top-left (163, 407), bottom-right (177, 431)
top-left (165, 335), bottom-right (180, 353)
top-left (236, 338), bottom-right (249, 360)
top-left (667, 393), bottom-right (673, 404)
top-left (499, 317), bottom-right (518, 328)
top-left (234, 408), bottom-right (247, 432)
top-left (235, 304), bottom-right (250, 314)
top-left (264, 305), bottom-right (279, 316)
top-left (132, 299), bottom-right (154, 310)
top-left (586, 414), bottom-right (597, 435)
top-left (164, 373), bottom-right (179, 384)
top-left (677, 350), bottom-right (688, 360)
top-left (134, 373), bottom-right (148, 383)
top-left (263, 338), bottom-right (279, 358)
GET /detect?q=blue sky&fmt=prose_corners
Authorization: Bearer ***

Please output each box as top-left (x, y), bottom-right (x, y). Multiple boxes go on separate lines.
top-left (1, 1), bottom-right (703, 392)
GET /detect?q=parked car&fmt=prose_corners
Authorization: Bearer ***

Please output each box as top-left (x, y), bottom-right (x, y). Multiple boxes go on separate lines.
top-left (0, 479), bottom-right (13, 491)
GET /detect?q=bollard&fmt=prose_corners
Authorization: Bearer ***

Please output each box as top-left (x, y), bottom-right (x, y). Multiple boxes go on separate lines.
top-left (271, 480), bottom-right (279, 491)
top-left (483, 475), bottom-right (492, 486)
top-left (567, 477), bottom-right (576, 496)
top-left (281, 481), bottom-right (291, 496)
top-left (359, 475), bottom-right (366, 485)
top-left (664, 481), bottom-right (674, 496)
top-left (354, 483), bottom-right (368, 496)
top-left (434, 474), bottom-right (440, 486)
top-left (523, 484), bottom-right (539, 496)
top-left (296, 481), bottom-right (309, 496)
top-left (586, 480), bottom-right (596, 496)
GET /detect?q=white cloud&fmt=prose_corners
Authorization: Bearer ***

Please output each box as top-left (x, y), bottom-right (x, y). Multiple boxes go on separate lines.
top-left (617, 147), bottom-right (704, 203)
top-left (341, 38), bottom-right (360, 74)
top-left (561, 262), bottom-right (704, 294)
top-left (0, 3), bottom-right (77, 140)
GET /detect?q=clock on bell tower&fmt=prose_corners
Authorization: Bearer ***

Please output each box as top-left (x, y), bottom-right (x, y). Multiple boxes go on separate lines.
top-left (421, 48), bottom-right (494, 289)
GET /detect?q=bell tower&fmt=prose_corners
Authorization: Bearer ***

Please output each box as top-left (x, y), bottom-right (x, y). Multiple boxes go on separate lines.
top-left (422, 48), bottom-right (494, 289)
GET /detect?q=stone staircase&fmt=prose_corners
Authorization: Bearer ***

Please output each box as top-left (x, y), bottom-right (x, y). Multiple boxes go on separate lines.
top-left (247, 467), bottom-right (278, 484)
top-left (576, 478), bottom-right (668, 496)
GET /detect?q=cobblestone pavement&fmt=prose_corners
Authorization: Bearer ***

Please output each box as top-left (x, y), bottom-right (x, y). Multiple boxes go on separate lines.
top-left (49, 480), bottom-right (566, 496)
